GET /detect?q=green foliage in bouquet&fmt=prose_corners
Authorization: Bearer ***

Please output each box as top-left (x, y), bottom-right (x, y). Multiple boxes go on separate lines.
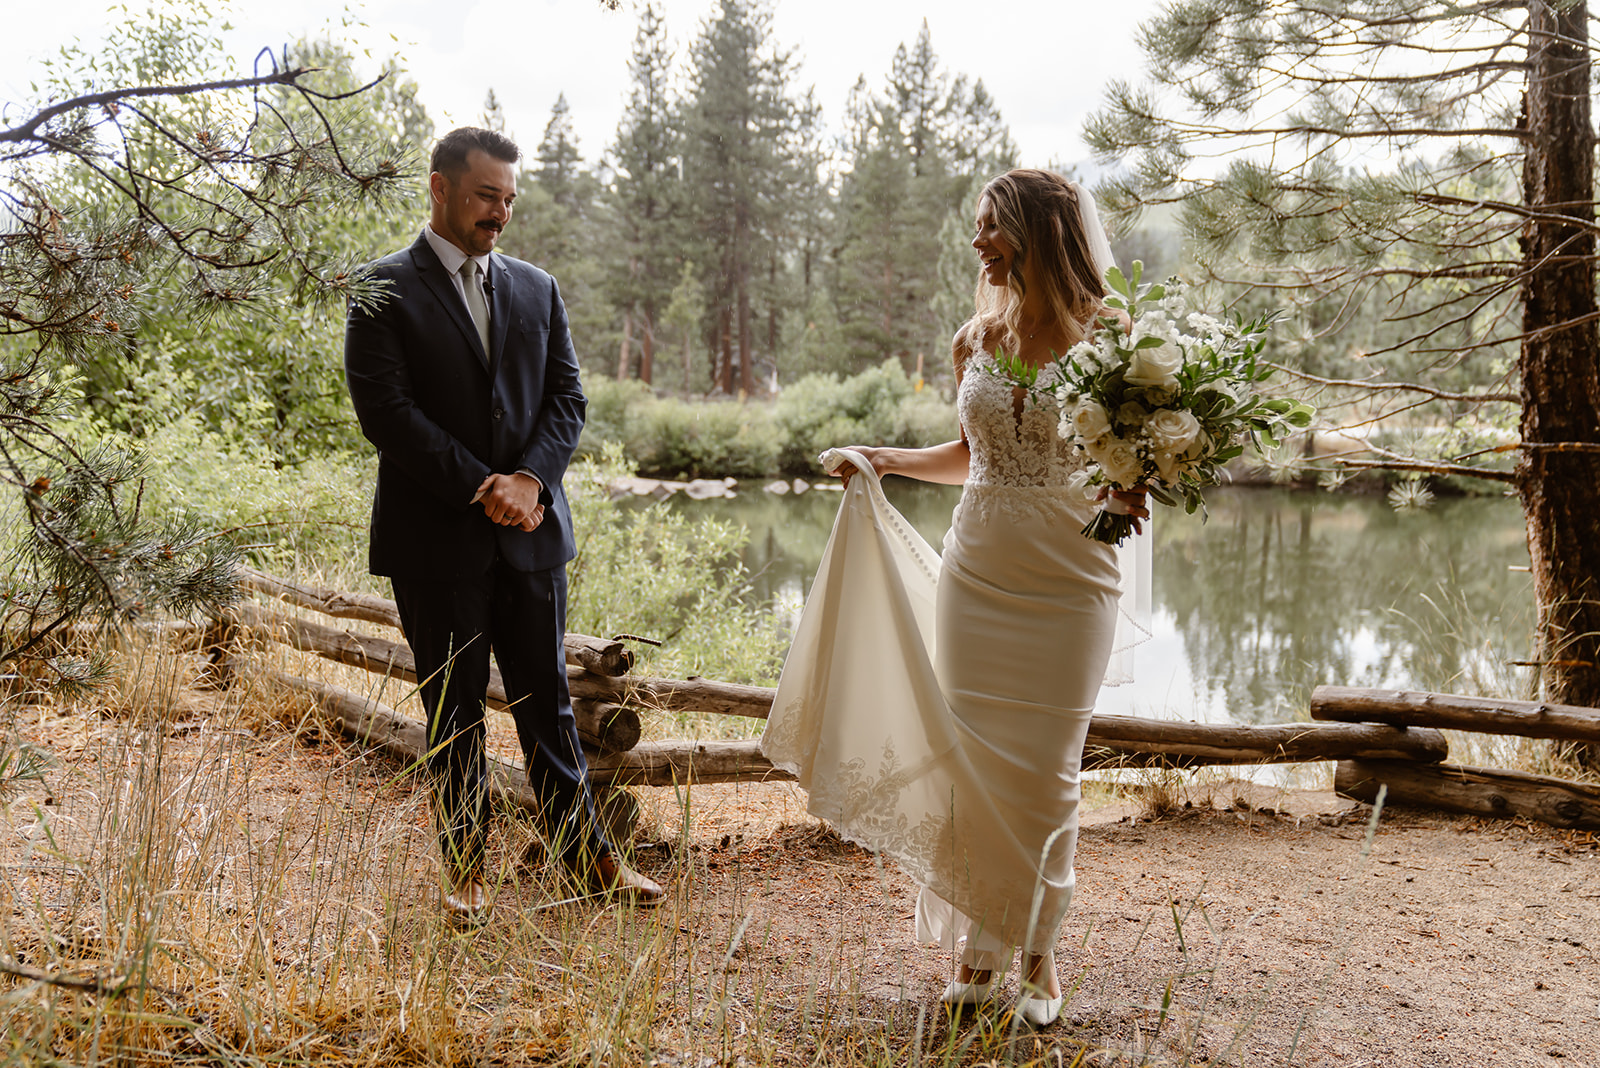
top-left (992, 261), bottom-right (1315, 544)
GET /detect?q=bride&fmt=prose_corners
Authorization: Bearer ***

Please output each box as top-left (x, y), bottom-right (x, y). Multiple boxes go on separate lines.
top-left (761, 169), bottom-right (1149, 1027)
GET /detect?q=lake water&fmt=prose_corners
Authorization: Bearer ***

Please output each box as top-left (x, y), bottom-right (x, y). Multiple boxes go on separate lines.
top-left (665, 481), bottom-right (1536, 727)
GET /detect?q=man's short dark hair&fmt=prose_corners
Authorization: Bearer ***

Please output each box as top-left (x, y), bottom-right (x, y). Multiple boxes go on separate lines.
top-left (431, 127), bottom-right (521, 179)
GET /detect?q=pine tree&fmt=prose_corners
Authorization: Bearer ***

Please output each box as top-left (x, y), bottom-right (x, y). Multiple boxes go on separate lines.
top-left (0, 11), bottom-right (408, 684)
top-left (680, 0), bottom-right (807, 395)
top-left (1088, 0), bottom-right (1600, 721)
top-left (831, 22), bottom-right (1016, 376)
top-left (603, 4), bottom-right (683, 386)
top-left (536, 93), bottom-right (585, 213)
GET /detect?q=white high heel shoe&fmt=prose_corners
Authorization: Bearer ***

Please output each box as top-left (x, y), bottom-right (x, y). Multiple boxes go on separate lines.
top-left (940, 976), bottom-right (995, 1006)
top-left (1015, 992), bottom-right (1064, 1027)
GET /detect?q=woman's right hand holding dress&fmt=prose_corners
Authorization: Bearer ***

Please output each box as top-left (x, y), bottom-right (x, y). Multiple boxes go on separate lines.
top-left (835, 440), bottom-right (972, 488)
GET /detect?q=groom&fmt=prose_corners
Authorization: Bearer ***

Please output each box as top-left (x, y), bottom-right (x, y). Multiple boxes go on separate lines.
top-left (344, 126), bottom-right (661, 920)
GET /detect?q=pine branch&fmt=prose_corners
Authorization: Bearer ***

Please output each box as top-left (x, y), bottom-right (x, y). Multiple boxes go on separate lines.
top-left (1264, 363), bottom-right (1517, 404)
top-left (1334, 458), bottom-right (1517, 483)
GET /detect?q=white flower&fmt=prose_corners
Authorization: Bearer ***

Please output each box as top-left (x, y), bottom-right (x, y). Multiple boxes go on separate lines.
top-left (1086, 435), bottom-right (1144, 487)
top-left (1125, 339), bottom-right (1183, 389)
top-left (1146, 408), bottom-right (1202, 453)
top-left (1065, 469), bottom-right (1099, 503)
top-left (1153, 448), bottom-right (1188, 485)
top-left (1116, 400), bottom-right (1150, 432)
top-left (1069, 398), bottom-right (1112, 442)
top-left (1161, 293), bottom-right (1187, 317)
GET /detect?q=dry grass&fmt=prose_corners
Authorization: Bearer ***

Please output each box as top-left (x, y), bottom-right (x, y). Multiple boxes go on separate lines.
top-left (2, 614), bottom-right (1593, 1067)
top-left (0, 633), bottom-right (1155, 1068)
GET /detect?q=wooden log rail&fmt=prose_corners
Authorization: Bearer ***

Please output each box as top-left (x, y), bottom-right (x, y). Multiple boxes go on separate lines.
top-left (1311, 685), bottom-right (1600, 743)
top-left (237, 566), bottom-right (634, 677)
top-left (1336, 760), bottom-right (1600, 831)
top-left (272, 671), bottom-right (794, 789)
top-left (228, 600), bottom-right (1450, 771)
top-left (233, 570), bottom-right (1600, 832)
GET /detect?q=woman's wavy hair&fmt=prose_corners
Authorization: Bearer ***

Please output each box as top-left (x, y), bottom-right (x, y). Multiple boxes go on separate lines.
top-left (968, 169), bottom-right (1106, 356)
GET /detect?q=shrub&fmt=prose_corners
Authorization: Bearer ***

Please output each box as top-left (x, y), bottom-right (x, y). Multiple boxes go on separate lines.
top-left (565, 445), bottom-right (786, 691)
top-left (773, 360), bottom-right (956, 473)
top-left (578, 380), bottom-right (781, 479)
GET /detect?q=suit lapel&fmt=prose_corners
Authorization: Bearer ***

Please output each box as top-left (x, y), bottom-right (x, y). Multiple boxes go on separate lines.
top-left (409, 234), bottom-right (490, 369)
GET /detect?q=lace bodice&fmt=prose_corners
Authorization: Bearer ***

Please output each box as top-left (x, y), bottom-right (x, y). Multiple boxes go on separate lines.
top-left (957, 344), bottom-right (1089, 524)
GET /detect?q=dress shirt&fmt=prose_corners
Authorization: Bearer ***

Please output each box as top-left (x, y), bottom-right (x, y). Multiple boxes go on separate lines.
top-left (423, 225), bottom-right (492, 318)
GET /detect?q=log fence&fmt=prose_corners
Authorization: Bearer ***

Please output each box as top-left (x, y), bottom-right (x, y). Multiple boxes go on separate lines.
top-left (212, 569), bottom-right (1600, 835)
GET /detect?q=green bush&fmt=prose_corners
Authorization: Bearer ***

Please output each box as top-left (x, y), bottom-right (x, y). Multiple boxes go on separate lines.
top-left (580, 363), bottom-right (956, 477)
top-left (774, 360), bottom-right (956, 473)
top-left (565, 445), bottom-right (786, 698)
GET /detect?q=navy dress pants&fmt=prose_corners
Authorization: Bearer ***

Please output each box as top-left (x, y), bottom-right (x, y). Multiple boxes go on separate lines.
top-left (392, 555), bottom-right (607, 874)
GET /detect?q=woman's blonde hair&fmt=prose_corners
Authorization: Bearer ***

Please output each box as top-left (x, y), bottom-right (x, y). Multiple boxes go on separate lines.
top-left (967, 169), bottom-right (1106, 356)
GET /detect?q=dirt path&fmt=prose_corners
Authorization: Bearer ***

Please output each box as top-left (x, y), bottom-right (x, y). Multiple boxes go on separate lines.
top-left (654, 778), bottom-right (1600, 1066)
top-left (8, 702), bottom-right (1598, 1067)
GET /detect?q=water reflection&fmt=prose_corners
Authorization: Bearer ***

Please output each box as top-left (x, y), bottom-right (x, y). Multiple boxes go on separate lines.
top-left (664, 482), bottom-right (1534, 725)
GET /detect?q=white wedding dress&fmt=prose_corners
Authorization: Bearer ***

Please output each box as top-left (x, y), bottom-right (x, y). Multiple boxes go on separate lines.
top-left (761, 339), bottom-right (1151, 967)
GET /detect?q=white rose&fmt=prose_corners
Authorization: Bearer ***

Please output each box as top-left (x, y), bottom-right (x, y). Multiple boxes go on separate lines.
top-left (1153, 449), bottom-right (1185, 485)
top-left (1124, 339), bottom-right (1183, 389)
top-left (1065, 469), bottom-right (1099, 503)
top-left (1146, 408), bottom-right (1202, 453)
top-left (1069, 399), bottom-right (1112, 443)
top-left (1086, 435), bottom-right (1144, 488)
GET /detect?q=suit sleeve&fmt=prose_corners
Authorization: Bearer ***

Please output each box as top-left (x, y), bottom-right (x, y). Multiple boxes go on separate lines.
top-left (344, 276), bottom-right (492, 506)
top-left (516, 275), bottom-right (587, 505)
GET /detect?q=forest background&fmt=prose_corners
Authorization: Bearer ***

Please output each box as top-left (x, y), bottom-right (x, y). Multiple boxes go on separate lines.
top-left (2, 0), bottom-right (1594, 702)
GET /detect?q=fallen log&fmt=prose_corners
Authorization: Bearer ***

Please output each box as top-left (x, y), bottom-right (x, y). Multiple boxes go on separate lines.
top-left (565, 671), bottom-right (776, 720)
top-left (587, 739), bottom-right (795, 786)
top-left (1335, 759), bottom-right (1600, 830)
top-left (266, 670), bottom-right (545, 813)
top-left (267, 669), bottom-right (788, 793)
top-left (1311, 686), bottom-right (1600, 743)
top-left (231, 601), bottom-right (768, 722)
top-left (236, 567), bottom-right (634, 676)
top-left (1080, 715), bottom-right (1448, 767)
top-left (236, 605), bottom-right (639, 753)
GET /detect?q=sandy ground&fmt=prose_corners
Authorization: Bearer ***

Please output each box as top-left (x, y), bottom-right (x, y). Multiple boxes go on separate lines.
top-left (7, 693), bottom-right (1598, 1067)
top-left (635, 776), bottom-right (1600, 1066)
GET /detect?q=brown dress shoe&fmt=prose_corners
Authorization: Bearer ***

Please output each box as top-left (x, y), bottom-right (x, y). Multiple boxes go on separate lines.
top-left (590, 852), bottom-right (664, 906)
top-left (441, 875), bottom-right (488, 925)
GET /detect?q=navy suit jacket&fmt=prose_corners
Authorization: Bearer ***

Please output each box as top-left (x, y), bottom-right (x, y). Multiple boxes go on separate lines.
top-left (345, 232), bottom-right (586, 579)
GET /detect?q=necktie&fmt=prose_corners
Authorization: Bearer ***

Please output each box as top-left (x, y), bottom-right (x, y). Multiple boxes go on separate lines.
top-left (460, 260), bottom-right (490, 359)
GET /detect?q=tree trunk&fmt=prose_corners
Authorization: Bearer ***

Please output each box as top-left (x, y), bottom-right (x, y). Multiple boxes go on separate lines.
top-left (617, 308), bottom-right (634, 381)
top-left (737, 260), bottom-right (753, 396)
top-left (1518, 1), bottom-right (1600, 764)
top-left (639, 310), bottom-right (654, 385)
top-left (717, 304), bottom-right (733, 394)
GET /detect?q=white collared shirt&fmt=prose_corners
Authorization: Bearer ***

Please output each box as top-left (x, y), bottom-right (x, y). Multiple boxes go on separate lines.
top-left (424, 225), bottom-right (492, 317)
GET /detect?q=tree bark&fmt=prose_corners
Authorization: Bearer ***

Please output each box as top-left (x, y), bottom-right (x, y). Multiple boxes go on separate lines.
top-left (1336, 759), bottom-right (1600, 830)
top-left (1080, 716), bottom-right (1448, 768)
top-left (1518, 1), bottom-right (1600, 746)
top-left (1310, 685), bottom-right (1600, 742)
top-left (617, 307), bottom-right (634, 381)
top-left (640, 310), bottom-right (655, 385)
top-left (233, 571), bottom-right (634, 675)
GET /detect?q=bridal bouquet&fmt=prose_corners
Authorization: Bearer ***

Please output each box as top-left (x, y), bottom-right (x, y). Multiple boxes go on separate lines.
top-left (992, 262), bottom-right (1315, 546)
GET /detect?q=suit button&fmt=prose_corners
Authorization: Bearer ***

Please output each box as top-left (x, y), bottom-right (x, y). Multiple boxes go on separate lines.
top-left (493, 407), bottom-right (504, 420)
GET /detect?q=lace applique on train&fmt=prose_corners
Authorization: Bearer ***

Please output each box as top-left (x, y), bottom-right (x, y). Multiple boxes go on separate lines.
top-left (957, 343), bottom-right (1091, 525)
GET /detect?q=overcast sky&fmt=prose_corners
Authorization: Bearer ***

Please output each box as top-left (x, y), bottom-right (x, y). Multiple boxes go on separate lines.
top-left (2, 0), bottom-right (1165, 173)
